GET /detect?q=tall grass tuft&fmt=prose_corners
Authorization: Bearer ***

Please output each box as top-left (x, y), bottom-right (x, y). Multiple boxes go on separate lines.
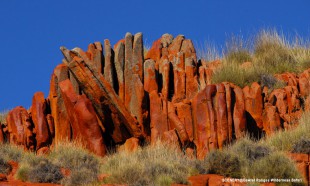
top-left (262, 111), bottom-right (310, 151)
top-left (196, 42), bottom-right (221, 62)
top-left (208, 29), bottom-right (310, 89)
top-left (101, 141), bottom-right (198, 186)
top-left (49, 141), bottom-right (101, 186)
top-left (0, 110), bottom-right (9, 124)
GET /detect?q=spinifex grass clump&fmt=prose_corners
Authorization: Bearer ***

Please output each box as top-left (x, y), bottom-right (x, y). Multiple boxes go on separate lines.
top-left (203, 137), bottom-right (304, 185)
top-left (16, 154), bottom-right (63, 184)
top-left (48, 141), bottom-right (101, 186)
top-left (101, 142), bottom-right (198, 186)
top-left (0, 143), bottom-right (23, 174)
top-left (291, 138), bottom-right (310, 154)
top-left (204, 150), bottom-right (242, 178)
top-left (0, 110), bottom-right (9, 124)
top-left (263, 111), bottom-right (310, 152)
top-left (210, 29), bottom-right (310, 90)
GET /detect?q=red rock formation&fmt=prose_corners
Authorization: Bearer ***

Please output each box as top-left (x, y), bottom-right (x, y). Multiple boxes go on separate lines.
top-left (6, 106), bottom-right (35, 150)
top-left (59, 79), bottom-right (106, 156)
top-left (124, 33), bottom-right (148, 136)
top-left (262, 103), bottom-right (281, 136)
top-left (275, 72), bottom-right (298, 87)
top-left (215, 83), bottom-right (229, 149)
top-left (288, 153), bottom-right (309, 185)
top-left (243, 82), bottom-right (263, 129)
top-left (31, 92), bottom-right (51, 151)
top-left (48, 64), bottom-right (72, 144)
top-left (230, 84), bottom-right (246, 139)
top-left (67, 55), bottom-right (144, 143)
top-left (192, 88), bottom-right (210, 159)
top-left (3, 33), bottom-right (310, 162)
top-left (118, 137), bottom-right (140, 153)
top-left (205, 85), bottom-right (218, 150)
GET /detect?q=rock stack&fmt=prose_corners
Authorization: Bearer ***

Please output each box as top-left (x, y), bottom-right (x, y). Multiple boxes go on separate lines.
top-left (1, 33), bottom-right (310, 158)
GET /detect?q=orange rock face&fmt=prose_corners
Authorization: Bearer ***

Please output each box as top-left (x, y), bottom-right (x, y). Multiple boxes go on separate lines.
top-left (59, 79), bottom-right (106, 156)
top-left (48, 64), bottom-right (71, 144)
top-left (31, 92), bottom-right (51, 151)
top-left (6, 106), bottom-right (35, 150)
top-left (243, 82), bottom-right (263, 129)
top-left (192, 88), bottom-right (210, 159)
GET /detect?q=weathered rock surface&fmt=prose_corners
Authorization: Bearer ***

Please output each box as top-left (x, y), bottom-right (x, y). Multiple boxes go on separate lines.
top-left (59, 79), bottom-right (106, 156)
top-left (6, 106), bottom-right (35, 150)
top-left (31, 92), bottom-right (51, 151)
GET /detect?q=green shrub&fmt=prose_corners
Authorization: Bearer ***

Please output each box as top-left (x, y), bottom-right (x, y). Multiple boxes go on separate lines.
top-left (231, 138), bottom-right (271, 163)
top-left (16, 153), bottom-right (63, 184)
top-left (28, 158), bottom-right (63, 183)
top-left (0, 110), bottom-right (8, 124)
top-left (254, 30), bottom-right (296, 70)
top-left (0, 143), bottom-right (23, 162)
top-left (204, 29), bottom-right (310, 88)
top-left (0, 157), bottom-right (11, 174)
top-left (49, 142), bottom-right (100, 172)
top-left (205, 150), bottom-right (241, 178)
top-left (61, 168), bottom-right (98, 186)
top-left (260, 74), bottom-right (286, 90)
top-left (292, 138), bottom-right (310, 154)
top-left (49, 141), bottom-right (100, 186)
top-left (196, 42), bottom-right (221, 62)
top-left (224, 34), bottom-right (252, 64)
top-left (211, 62), bottom-right (260, 87)
top-left (225, 50), bottom-right (252, 64)
top-left (248, 152), bottom-right (303, 184)
top-left (101, 142), bottom-right (195, 185)
top-left (263, 111), bottom-right (310, 151)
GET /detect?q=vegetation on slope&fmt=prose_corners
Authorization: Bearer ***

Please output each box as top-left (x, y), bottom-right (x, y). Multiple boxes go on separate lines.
top-left (200, 29), bottom-right (310, 89)
top-left (0, 110), bottom-right (9, 124)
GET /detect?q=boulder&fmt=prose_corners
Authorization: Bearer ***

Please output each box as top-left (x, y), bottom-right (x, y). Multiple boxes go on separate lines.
top-left (6, 106), bottom-right (35, 150)
top-left (59, 79), bottom-right (106, 156)
top-left (31, 92), bottom-right (51, 150)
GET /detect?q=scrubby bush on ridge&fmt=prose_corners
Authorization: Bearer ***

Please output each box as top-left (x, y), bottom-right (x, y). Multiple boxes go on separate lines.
top-left (201, 29), bottom-right (310, 90)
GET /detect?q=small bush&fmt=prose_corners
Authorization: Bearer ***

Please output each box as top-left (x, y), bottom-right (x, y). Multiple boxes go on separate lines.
top-left (28, 158), bottom-right (63, 183)
top-left (49, 141), bottom-right (100, 172)
top-left (0, 110), bottom-right (8, 124)
top-left (16, 153), bottom-right (63, 184)
top-left (225, 50), bottom-right (252, 64)
top-left (196, 42), bottom-right (221, 62)
top-left (224, 34), bottom-right (252, 64)
top-left (0, 157), bottom-right (11, 174)
top-left (49, 141), bottom-right (100, 186)
top-left (248, 152), bottom-right (302, 182)
top-left (292, 138), bottom-right (310, 154)
top-left (211, 62), bottom-right (260, 87)
top-left (205, 150), bottom-right (241, 178)
top-left (61, 168), bottom-right (98, 186)
top-left (0, 143), bottom-right (23, 162)
top-left (231, 138), bottom-right (271, 163)
top-left (263, 111), bottom-right (310, 151)
top-left (260, 74), bottom-right (286, 90)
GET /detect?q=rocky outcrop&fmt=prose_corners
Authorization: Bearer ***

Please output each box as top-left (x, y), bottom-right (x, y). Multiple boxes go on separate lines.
top-left (2, 33), bottom-right (310, 159)
top-left (6, 106), bottom-right (35, 150)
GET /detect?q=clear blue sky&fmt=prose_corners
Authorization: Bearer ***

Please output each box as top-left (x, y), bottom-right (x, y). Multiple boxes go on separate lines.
top-left (0, 0), bottom-right (309, 110)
